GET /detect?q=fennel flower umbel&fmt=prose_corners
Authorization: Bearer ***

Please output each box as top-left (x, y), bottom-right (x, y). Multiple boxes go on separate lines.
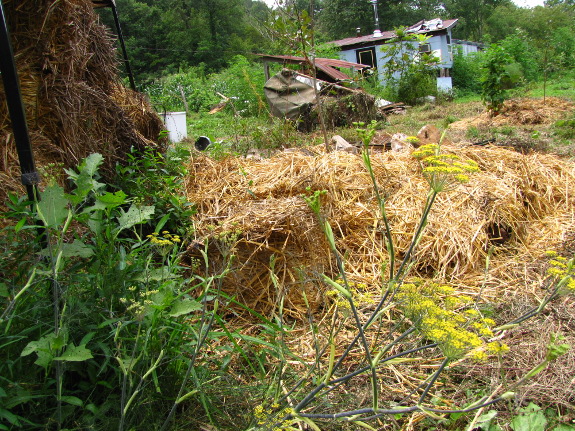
top-left (412, 144), bottom-right (479, 192)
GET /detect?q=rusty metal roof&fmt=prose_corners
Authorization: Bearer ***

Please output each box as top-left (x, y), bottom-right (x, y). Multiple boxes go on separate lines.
top-left (257, 54), bottom-right (369, 81)
top-left (330, 19), bottom-right (458, 49)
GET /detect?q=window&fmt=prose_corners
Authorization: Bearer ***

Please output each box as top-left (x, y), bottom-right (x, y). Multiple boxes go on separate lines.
top-left (356, 47), bottom-right (377, 68)
top-left (419, 44), bottom-right (431, 53)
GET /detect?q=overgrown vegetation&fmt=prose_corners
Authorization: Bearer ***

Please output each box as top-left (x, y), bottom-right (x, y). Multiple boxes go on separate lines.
top-left (3, 2), bottom-right (575, 430)
top-left (2, 123), bottom-right (574, 429)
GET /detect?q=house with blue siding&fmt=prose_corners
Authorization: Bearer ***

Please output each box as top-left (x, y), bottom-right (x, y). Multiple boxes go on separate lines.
top-left (329, 18), bottom-right (481, 92)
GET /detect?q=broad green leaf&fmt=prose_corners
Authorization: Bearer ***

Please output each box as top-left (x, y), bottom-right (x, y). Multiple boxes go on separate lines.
top-left (477, 410), bottom-right (499, 431)
top-left (85, 403), bottom-right (99, 415)
top-left (37, 185), bottom-right (69, 228)
top-left (0, 283), bottom-right (8, 298)
top-left (65, 153), bottom-right (104, 203)
top-left (59, 396), bottom-right (83, 407)
top-left (60, 240), bottom-right (94, 258)
top-left (21, 340), bottom-right (40, 357)
top-left (553, 425), bottom-right (575, 431)
top-left (83, 191), bottom-right (128, 213)
top-left (510, 403), bottom-right (548, 431)
top-left (168, 299), bottom-right (202, 317)
top-left (50, 332), bottom-right (67, 351)
top-left (34, 350), bottom-right (53, 369)
top-left (55, 344), bottom-right (93, 362)
top-left (116, 205), bottom-right (155, 232)
top-left (87, 213), bottom-right (103, 236)
top-left (98, 190), bottom-right (127, 206)
top-left (22, 332), bottom-right (67, 368)
top-left (0, 387), bottom-right (6, 397)
top-left (79, 153), bottom-right (104, 178)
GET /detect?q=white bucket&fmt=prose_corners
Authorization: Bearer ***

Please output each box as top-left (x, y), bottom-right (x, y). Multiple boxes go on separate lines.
top-left (162, 111), bottom-right (187, 143)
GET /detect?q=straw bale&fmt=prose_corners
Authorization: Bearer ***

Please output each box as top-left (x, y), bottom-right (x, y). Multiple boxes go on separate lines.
top-left (185, 142), bottom-right (575, 316)
top-left (0, 0), bottom-right (165, 206)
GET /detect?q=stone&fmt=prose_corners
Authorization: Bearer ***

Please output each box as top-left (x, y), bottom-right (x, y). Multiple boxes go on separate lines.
top-left (331, 135), bottom-right (359, 154)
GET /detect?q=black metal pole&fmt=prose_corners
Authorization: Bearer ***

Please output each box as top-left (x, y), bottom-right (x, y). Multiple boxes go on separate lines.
top-left (0, 0), bottom-right (40, 204)
top-left (110, 1), bottom-right (136, 91)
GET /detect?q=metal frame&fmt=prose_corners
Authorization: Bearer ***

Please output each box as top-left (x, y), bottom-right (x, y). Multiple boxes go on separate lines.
top-left (92, 0), bottom-right (136, 90)
top-left (0, 0), bottom-right (40, 204)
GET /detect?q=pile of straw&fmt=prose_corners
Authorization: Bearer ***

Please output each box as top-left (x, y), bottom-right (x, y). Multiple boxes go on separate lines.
top-left (0, 0), bottom-right (164, 204)
top-left (185, 142), bottom-right (575, 316)
top-left (449, 97), bottom-right (574, 130)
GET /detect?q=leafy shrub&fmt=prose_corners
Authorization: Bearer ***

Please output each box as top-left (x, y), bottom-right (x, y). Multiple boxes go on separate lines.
top-left (115, 145), bottom-right (195, 237)
top-left (452, 47), bottom-right (484, 95)
top-left (0, 152), bottom-right (229, 430)
top-left (144, 56), bottom-right (268, 117)
top-left (211, 55), bottom-right (268, 117)
top-left (553, 113), bottom-right (575, 139)
top-left (481, 44), bottom-right (512, 114)
top-left (143, 64), bottom-right (219, 113)
top-left (500, 30), bottom-right (541, 83)
top-left (396, 63), bottom-right (437, 105)
top-left (550, 26), bottom-right (575, 69)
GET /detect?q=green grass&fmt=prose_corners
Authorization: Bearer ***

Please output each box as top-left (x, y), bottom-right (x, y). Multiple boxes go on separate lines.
top-left (516, 72), bottom-right (575, 101)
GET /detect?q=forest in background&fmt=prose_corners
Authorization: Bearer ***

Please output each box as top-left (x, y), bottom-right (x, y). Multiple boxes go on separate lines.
top-left (96, 0), bottom-right (575, 82)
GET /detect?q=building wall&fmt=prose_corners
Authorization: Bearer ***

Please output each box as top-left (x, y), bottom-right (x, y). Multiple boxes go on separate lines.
top-left (338, 30), bottom-right (456, 91)
top-left (453, 41), bottom-right (482, 56)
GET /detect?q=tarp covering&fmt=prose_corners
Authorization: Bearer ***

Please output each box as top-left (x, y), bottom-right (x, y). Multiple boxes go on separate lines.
top-left (263, 69), bottom-right (318, 121)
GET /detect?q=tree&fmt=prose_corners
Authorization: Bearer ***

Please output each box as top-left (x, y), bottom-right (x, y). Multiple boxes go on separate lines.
top-left (97, 0), bottom-right (272, 81)
top-left (444, 0), bottom-right (512, 41)
top-left (481, 43), bottom-right (511, 114)
top-left (317, 0), bottom-right (378, 40)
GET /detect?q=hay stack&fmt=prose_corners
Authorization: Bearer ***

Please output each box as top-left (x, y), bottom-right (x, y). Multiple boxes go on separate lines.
top-left (449, 97), bottom-right (574, 130)
top-left (185, 143), bottom-right (575, 316)
top-left (0, 0), bottom-right (165, 204)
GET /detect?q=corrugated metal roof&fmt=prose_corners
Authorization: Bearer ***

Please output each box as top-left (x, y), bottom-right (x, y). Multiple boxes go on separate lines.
top-left (406, 19), bottom-right (458, 33)
top-left (330, 30), bottom-right (396, 48)
top-left (257, 54), bottom-right (370, 81)
top-left (330, 18), bottom-right (458, 48)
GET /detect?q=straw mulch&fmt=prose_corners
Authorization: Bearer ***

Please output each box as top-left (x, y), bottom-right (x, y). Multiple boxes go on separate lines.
top-left (185, 142), bottom-right (575, 317)
top-left (0, 0), bottom-right (165, 206)
top-left (449, 97), bottom-right (574, 130)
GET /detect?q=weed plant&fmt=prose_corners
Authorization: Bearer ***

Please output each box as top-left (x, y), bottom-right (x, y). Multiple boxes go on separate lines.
top-left (144, 56), bottom-right (266, 117)
top-left (0, 151), bottom-right (234, 430)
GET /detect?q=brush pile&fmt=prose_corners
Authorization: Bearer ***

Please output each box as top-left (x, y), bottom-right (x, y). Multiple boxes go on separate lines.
top-left (185, 142), bottom-right (575, 317)
top-left (0, 0), bottom-right (164, 205)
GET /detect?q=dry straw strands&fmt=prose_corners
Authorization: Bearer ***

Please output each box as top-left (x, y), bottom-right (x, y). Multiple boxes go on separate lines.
top-left (0, 0), bottom-right (164, 205)
top-left (185, 143), bottom-right (575, 316)
top-left (449, 97), bottom-right (574, 130)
